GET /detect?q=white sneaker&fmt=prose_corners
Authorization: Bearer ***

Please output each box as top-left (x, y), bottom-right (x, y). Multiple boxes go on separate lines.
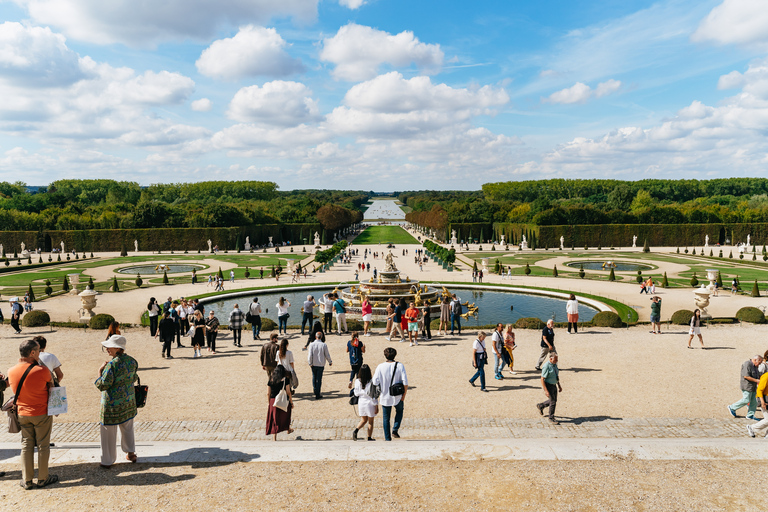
top-left (409, 342), bottom-right (414, 347)
top-left (747, 425), bottom-right (755, 438)
top-left (385, 337), bottom-right (391, 341)
top-left (364, 333), bottom-right (372, 337)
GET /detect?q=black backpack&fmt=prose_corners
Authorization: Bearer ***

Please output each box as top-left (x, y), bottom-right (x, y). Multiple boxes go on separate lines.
top-left (452, 300), bottom-right (462, 315)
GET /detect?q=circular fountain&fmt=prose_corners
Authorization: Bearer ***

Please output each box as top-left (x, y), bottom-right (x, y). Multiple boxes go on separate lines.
top-left (338, 251), bottom-right (451, 319)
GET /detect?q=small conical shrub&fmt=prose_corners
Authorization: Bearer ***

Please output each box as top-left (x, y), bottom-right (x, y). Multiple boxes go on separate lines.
top-left (729, 250), bottom-right (733, 258)
top-left (552, 265), bottom-right (558, 277)
top-left (676, 247), bottom-right (680, 254)
top-left (44, 279), bottom-right (53, 296)
top-left (636, 270), bottom-right (643, 283)
top-left (57, 254), bottom-right (61, 261)
top-left (716, 271), bottom-right (723, 288)
top-left (692, 248), bottom-right (696, 255)
top-left (38, 256), bottom-right (43, 263)
top-left (135, 274), bottom-right (143, 288)
top-left (495, 259), bottom-right (501, 274)
top-left (88, 277), bottom-right (94, 290)
top-left (162, 270), bottom-right (169, 285)
top-left (218, 267), bottom-right (224, 279)
top-left (27, 283), bottom-right (35, 302)
top-left (524, 263), bottom-right (531, 275)
top-left (608, 268), bottom-right (616, 281)
top-left (579, 264), bottom-right (585, 279)
top-left (752, 280), bottom-right (761, 298)
top-left (710, 249), bottom-right (713, 257)
top-left (662, 272), bottom-right (669, 287)
top-left (643, 239), bottom-right (650, 253)
top-left (120, 244), bottom-right (127, 257)
top-left (244, 267), bottom-right (250, 278)
top-left (271, 265), bottom-right (276, 277)
top-left (112, 277), bottom-right (120, 292)
top-left (753, 253), bottom-right (757, 260)
top-left (62, 275), bottom-right (69, 291)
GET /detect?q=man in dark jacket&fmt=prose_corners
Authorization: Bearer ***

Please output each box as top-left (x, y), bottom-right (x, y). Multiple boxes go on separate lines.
top-left (157, 311), bottom-right (176, 359)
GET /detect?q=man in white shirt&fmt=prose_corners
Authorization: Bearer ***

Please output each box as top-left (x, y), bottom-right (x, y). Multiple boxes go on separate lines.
top-left (491, 323), bottom-right (505, 380)
top-left (307, 332), bottom-right (332, 399)
top-left (301, 295), bottom-right (316, 335)
top-left (373, 347), bottom-right (408, 441)
top-left (35, 336), bottom-right (63, 384)
top-left (249, 298), bottom-right (262, 340)
top-left (319, 293), bottom-right (335, 332)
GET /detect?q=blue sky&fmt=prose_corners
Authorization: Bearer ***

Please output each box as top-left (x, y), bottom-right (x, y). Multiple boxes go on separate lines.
top-left (0, 0), bottom-right (766, 190)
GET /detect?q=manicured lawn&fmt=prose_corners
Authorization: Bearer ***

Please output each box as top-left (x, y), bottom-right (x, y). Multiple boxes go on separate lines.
top-left (353, 226), bottom-right (420, 245)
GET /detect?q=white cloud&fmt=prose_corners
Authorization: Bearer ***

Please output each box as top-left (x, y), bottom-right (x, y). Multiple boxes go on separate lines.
top-left (544, 79), bottom-right (621, 104)
top-left (319, 23), bottom-right (444, 81)
top-left (196, 26), bottom-right (304, 80)
top-left (15, 0), bottom-right (319, 46)
top-left (227, 81), bottom-right (320, 126)
top-left (339, 0), bottom-right (365, 8)
top-left (693, 0), bottom-right (768, 48)
top-left (191, 98), bottom-right (213, 112)
top-left (0, 22), bottom-right (86, 86)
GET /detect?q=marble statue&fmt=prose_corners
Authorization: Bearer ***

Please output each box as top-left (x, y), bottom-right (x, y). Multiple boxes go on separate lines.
top-left (704, 235), bottom-right (709, 248)
top-left (244, 236), bottom-right (251, 251)
top-left (559, 236), bottom-right (564, 250)
top-left (268, 236), bottom-right (273, 247)
top-left (384, 251), bottom-right (398, 272)
top-left (134, 240), bottom-right (138, 252)
top-left (500, 234), bottom-right (505, 245)
top-left (0, 244), bottom-right (3, 256)
top-left (20, 242), bottom-right (25, 253)
top-left (521, 235), bottom-right (528, 250)
top-left (632, 235), bottom-right (637, 248)
top-left (314, 231), bottom-right (320, 246)
top-left (60, 241), bottom-right (65, 253)
top-left (207, 239), bottom-right (212, 252)
top-left (747, 234), bottom-right (751, 247)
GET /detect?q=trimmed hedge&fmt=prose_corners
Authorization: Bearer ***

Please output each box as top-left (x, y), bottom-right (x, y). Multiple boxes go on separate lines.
top-left (423, 240), bottom-right (456, 263)
top-left (89, 313), bottom-right (116, 329)
top-left (735, 307), bottom-right (767, 324)
top-left (591, 311), bottom-right (623, 328)
top-left (246, 318), bottom-right (277, 331)
top-left (670, 309), bottom-right (694, 325)
top-left (514, 317), bottom-right (544, 329)
top-left (315, 240), bottom-right (348, 264)
top-left (22, 310), bottom-right (50, 327)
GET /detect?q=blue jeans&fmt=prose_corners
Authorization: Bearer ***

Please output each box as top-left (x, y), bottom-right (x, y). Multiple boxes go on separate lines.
top-left (494, 353), bottom-right (506, 375)
top-left (251, 316), bottom-right (261, 339)
top-left (301, 313), bottom-right (313, 334)
top-left (470, 358), bottom-right (486, 389)
top-left (450, 313), bottom-right (461, 334)
top-left (731, 390), bottom-right (758, 417)
top-left (382, 401), bottom-right (404, 441)
top-left (278, 315), bottom-right (288, 333)
top-left (311, 366), bottom-right (324, 397)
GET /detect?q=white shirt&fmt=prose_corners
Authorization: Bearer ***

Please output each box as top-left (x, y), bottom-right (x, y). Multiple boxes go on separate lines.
top-left (185, 305), bottom-right (195, 317)
top-left (177, 305), bottom-right (186, 319)
top-left (307, 340), bottom-right (332, 367)
top-left (373, 361), bottom-right (408, 407)
top-left (566, 299), bottom-right (579, 315)
top-left (39, 351), bottom-right (61, 372)
top-left (148, 303), bottom-right (160, 317)
top-left (276, 349), bottom-right (294, 369)
top-left (354, 379), bottom-right (378, 408)
top-left (249, 302), bottom-right (262, 316)
top-left (319, 295), bottom-right (335, 313)
top-left (276, 302), bottom-right (289, 316)
top-left (473, 339), bottom-right (486, 354)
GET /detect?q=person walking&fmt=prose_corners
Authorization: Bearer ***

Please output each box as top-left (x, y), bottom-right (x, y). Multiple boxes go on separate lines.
top-left (307, 331), bottom-right (332, 399)
top-left (333, 294), bottom-right (348, 335)
top-left (469, 331), bottom-right (489, 392)
top-left (275, 338), bottom-right (296, 387)
top-left (361, 295), bottom-right (373, 336)
top-left (10, 297), bottom-right (22, 334)
top-left (8, 338), bottom-right (57, 489)
top-left (650, 296), bottom-right (662, 334)
top-left (491, 323), bottom-right (505, 380)
top-left (189, 309), bottom-right (206, 358)
top-left (405, 302), bottom-right (419, 346)
top-left (94, 335), bottom-right (139, 468)
top-left (229, 304), bottom-right (244, 347)
top-left (276, 297), bottom-right (291, 335)
top-left (439, 296), bottom-right (451, 336)
top-left (157, 311), bottom-right (175, 358)
top-left (301, 295), bottom-right (316, 335)
top-left (728, 355), bottom-right (763, 420)
top-left (147, 297), bottom-right (160, 337)
top-left (249, 297), bottom-right (262, 340)
top-left (373, 348), bottom-right (408, 441)
top-left (352, 364), bottom-right (378, 441)
top-left (536, 319), bottom-right (556, 371)
top-left (261, 333), bottom-right (280, 380)
top-left (687, 309), bottom-right (704, 348)
top-left (536, 352), bottom-right (563, 425)
top-left (304, 320), bottom-right (325, 351)
top-left (346, 332), bottom-right (365, 389)
top-left (450, 294), bottom-right (462, 335)
top-left (504, 324), bottom-right (517, 375)
top-left (747, 365), bottom-right (768, 438)
top-left (386, 298), bottom-right (406, 342)
top-left (566, 294), bottom-right (579, 334)
top-left (205, 310), bottom-right (220, 354)
top-left (265, 365), bottom-right (294, 440)
top-left (385, 298), bottom-right (395, 336)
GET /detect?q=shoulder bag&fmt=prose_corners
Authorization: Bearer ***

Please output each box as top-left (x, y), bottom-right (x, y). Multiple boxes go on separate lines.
top-left (134, 375), bottom-right (149, 408)
top-left (389, 362), bottom-right (405, 396)
top-left (2, 362), bottom-right (37, 433)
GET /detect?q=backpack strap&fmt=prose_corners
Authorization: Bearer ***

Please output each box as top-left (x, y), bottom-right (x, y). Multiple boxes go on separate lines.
top-left (390, 361), bottom-right (398, 385)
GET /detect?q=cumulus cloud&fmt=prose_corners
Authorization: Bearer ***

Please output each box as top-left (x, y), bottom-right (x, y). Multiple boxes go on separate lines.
top-left (15, 0), bottom-right (319, 46)
top-left (544, 79), bottom-right (621, 104)
top-left (227, 81), bottom-right (320, 126)
top-left (319, 23), bottom-right (444, 81)
top-left (693, 0), bottom-right (768, 48)
top-left (339, 0), bottom-right (365, 8)
top-left (196, 26), bottom-right (304, 80)
top-left (191, 98), bottom-right (213, 112)
top-left (0, 22), bottom-right (86, 86)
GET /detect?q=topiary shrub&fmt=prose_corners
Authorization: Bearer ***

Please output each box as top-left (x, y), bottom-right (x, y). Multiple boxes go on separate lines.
top-left (44, 279), bottom-right (53, 296)
top-left (662, 272), bottom-right (669, 287)
top-left (636, 270), bottom-right (643, 283)
top-left (729, 250), bottom-right (733, 258)
top-left (27, 283), bottom-right (35, 301)
top-left (690, 273), bottom-right (699, 287)
top-left (90, 313), bottom-right (116, 329)
top-left (162, 270), bottom-right (169, 285)
top-left (88, 277), bottom-right (94, 290)
top-left (676, 247), bottom-right (680, 254)
top-left (244, 267), bottom-right (250, 278)
top-left (579, 264), bottom-right (585, 279)
top-left (752, 280), bottom-right (760, 298)
top-left (524, 263), bottom-right (531, 275)
top-left (684, 247), bottom-right (688, 254)
top-left (253, 317), bottom-right (277, 331)
top-left (552, 265), bottom-right (558, 277)
top-left (22, 310), bottom-right (50, 327)
top-left (671, 309), bottom-right (694, 325)
top-left (736, 307), bottom-right (766, 324)
top-left (135, 274), bottom-right (143, 288)
top-left (111, 277), bottom-right (120, 292)
top-left (120, 244), bottom-right (128, 257)
top-left (591, 311), bottom-right (623, 328)
top-left (608, 268), bottom-right (615, 281)
top-left (62, 275), bottom-right (70, 291)
top-left (514, 317), bottom-right (544, 329)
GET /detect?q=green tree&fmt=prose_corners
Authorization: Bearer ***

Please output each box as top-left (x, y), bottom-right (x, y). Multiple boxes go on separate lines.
top-left (752, 280), bottom-right (761, 297)
top-left (62, 275), bottom-right (69, 291)
top-left (608, 268), bottom-right (615, 281)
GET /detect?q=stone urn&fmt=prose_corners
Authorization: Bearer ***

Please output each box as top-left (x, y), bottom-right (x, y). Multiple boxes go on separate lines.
top-left (694, 285), bottom-right (712, 319)
top-left (481, 258), bottom-right (490, 272)
top-left (706, 269), bottom-right (718, 293)
top-left (79, 289), bottom-right (99, 322)
top-left (68, 273), bottom-right (80, 295)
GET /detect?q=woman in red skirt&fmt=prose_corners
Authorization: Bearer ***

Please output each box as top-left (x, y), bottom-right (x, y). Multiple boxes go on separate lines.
top-left (266, 365), bottom-right (294, 440)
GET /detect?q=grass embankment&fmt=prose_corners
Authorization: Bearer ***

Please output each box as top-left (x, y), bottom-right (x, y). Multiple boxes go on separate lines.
top-left (353, 226), bottom-right (419, 245)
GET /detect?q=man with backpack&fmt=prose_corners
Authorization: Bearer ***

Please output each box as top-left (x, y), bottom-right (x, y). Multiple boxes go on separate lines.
top-left (373, 347), bottom-right (408, 441)
top-left (450, 294), bottom-right (462, 335)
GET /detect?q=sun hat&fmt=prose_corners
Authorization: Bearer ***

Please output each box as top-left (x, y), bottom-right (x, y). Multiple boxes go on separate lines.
top-left (102, 335), bottom-right (127, 350)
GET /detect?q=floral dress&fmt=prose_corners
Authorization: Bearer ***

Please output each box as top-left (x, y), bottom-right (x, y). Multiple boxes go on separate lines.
top-left (94, 353), bottom-right (138, 425)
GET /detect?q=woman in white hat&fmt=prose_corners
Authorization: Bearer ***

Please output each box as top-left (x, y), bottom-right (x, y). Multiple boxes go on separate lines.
top-left (94, 335), bottom-right (139, 468)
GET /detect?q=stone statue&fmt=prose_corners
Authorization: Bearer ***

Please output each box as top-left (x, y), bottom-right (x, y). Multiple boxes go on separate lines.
top-left (268, 236), bottom-right (273, 247)
top-left (20, 242), bottom-right (25, 253)
top-left (747, 234), bottom-right (751, 247)
top-left (314, 231), bottom-right (320, 246)
top-left (244, 236), bottom-right (251, 251)
top-left (704, 235), bottom-right (709, 247)
top-left (60, 241), bottom-right (65, 253)
top-left (207, 239), bottom-right (212, 252)
top-left (559, 236), bottom-right (564, 250)
top-left (521, 235), bottom-right (528, 249)
top-left (134, 240), bottom-right (138, 252)
top-left (0, 244), bottom-right (3, 256)
top-left (384, 251), bottom-right (398, 272)
top-left (632, 235), bottom-right (637, 248)
top-left (500, 234), bottom-right (505, 245)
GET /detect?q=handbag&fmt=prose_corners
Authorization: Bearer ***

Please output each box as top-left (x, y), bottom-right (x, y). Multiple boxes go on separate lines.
top-left (290, 369), bottom-right (299, 390)
top-left (3, 362), bottom-right (37, 434)
top-left (368, 383), bottom-right (381, 399)
top-left (274, 384), bottom-right (289, 411)
top-left (134, 375), bottom-right (149, 408)
top-left (388, 362), bottom-right (405, 396)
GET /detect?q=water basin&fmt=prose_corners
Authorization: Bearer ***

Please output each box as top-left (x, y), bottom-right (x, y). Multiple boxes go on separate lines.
top-left (116, 264), bottom-right (206, 274)
top-left (565, 261), bottom-right (654, 272)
